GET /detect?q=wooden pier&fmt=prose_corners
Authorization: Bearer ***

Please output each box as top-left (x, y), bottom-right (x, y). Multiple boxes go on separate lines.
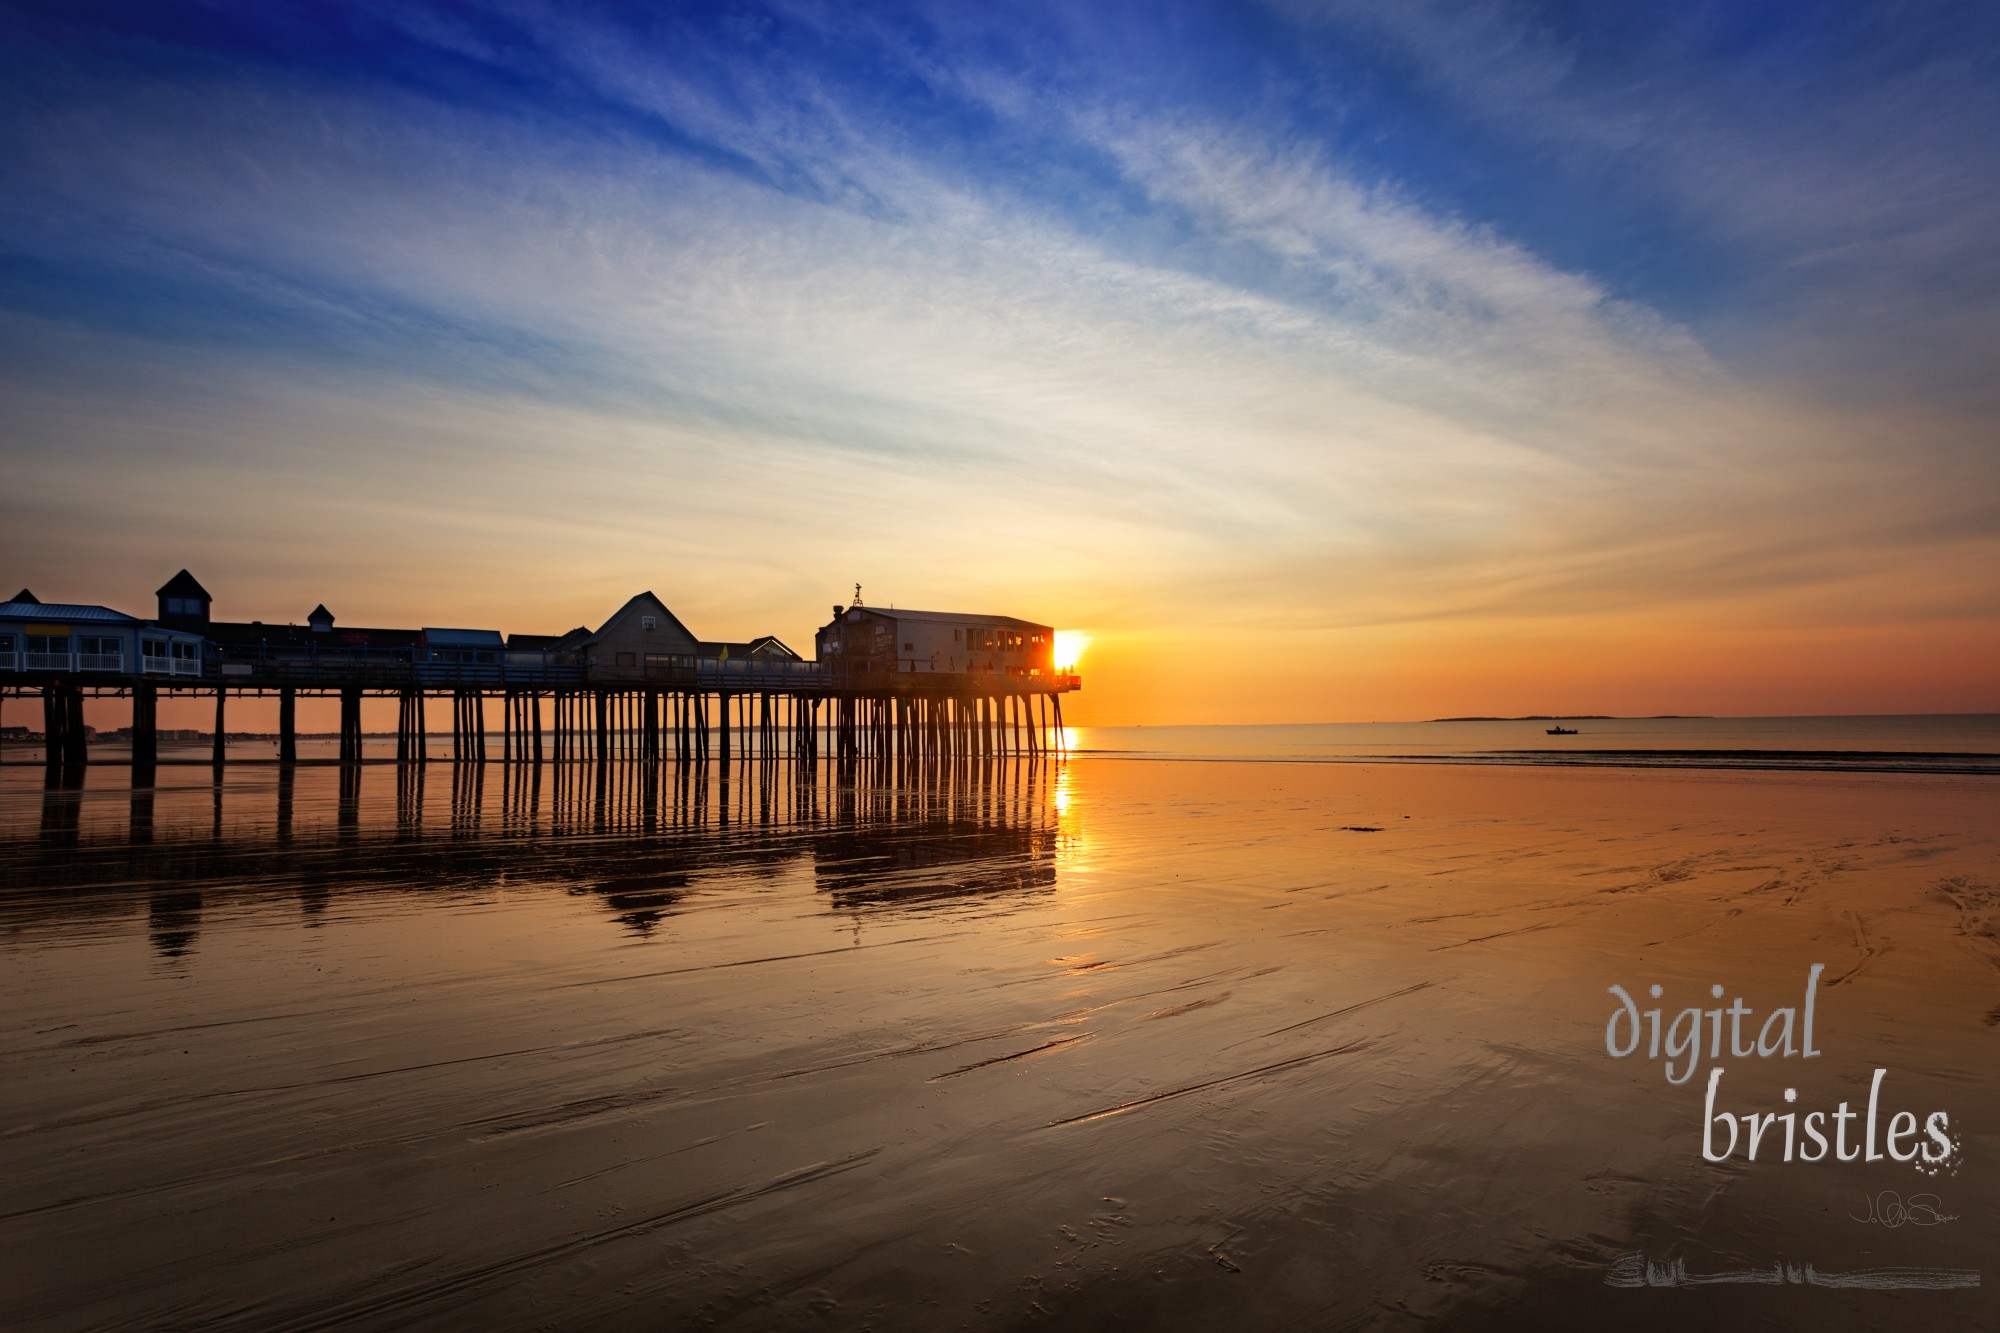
top-left (2, 579), bottom-right (1080, 770)
top-left (5, 673), bottom-right (1073, 770)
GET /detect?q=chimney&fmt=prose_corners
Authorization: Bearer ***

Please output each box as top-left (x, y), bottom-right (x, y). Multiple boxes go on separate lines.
top-left (831, 605), bottom-right (845, 621)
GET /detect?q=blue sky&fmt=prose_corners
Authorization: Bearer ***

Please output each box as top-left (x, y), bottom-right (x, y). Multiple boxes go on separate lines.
top-left (3, 0), bottom-right (1996, 719)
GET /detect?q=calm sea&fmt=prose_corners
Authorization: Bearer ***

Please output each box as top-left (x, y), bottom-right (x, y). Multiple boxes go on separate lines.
top-left (1068, 713), bottom-right (2000, 771)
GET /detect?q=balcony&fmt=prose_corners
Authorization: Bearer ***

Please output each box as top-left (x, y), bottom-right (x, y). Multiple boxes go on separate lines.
top-left (141, 655), bottom-right (204, 676)
top-left (78, 652), bottom-right (124, 672)
top-left (23, 652), bottom-right (71, 671)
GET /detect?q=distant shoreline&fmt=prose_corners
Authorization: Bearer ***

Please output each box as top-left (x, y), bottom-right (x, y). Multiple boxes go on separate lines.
top-left (1427, 714), bottom-right (1713, 722)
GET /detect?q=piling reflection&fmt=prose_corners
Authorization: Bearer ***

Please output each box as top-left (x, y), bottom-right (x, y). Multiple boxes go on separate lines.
top-left (146, 889), bottom-right (202, 958)
top-left (0, 757), bottom-right (1072, 956)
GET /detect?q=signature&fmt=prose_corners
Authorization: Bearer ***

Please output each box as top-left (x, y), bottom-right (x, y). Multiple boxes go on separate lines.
top-left (1851, 1191), bottom-right (1958, 1228)
top-left (1607, 1253), bottom-right (1979, 1290)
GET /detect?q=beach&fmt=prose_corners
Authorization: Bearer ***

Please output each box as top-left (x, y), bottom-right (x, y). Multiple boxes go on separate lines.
top-left (1, 750), bottom-right (1992, 1329)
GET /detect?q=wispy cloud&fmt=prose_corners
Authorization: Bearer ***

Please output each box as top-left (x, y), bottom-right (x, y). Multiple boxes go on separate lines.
top-left (0, 1), bottom-right (1992, 717)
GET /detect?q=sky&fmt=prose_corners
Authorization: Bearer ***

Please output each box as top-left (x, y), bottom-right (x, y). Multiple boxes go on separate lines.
top-left (2, 0), bottom-right (1996, 724)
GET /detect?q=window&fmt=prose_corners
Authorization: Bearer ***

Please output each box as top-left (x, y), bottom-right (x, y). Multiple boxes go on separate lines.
top-left (615, 651), bottom-right (636, 667)
top-left (641, 615), bottom-right (656, 631)
top-left (172, 641), bottom-right (199, 660)
top-left (26, 635), bottom-right (68, 654)
top-left (165, 596), bottom-right (202, 616)
top-left (903, 642), bottom-right (913, 651)
top-left (142, 639), bottom-right (169, 660)
top-left (77, 634), bottom-right (121, 669)
top-left (953, 629), bottom-right (962, 642)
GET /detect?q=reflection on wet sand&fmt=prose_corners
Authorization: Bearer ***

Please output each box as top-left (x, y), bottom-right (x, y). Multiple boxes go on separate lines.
top-left (0, 758), bottom-right (1991, 1330)
top-left (7, 757), bottom-right (1066, 955)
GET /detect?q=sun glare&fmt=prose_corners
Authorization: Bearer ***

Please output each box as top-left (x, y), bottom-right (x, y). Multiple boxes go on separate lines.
top-left (1053, 630), bottom-right (1092, 671)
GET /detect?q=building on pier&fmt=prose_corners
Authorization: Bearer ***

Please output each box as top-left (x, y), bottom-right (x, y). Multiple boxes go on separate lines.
top-left (696, 634), bottom-right (815, 685)
top-left (815, 605), bottom-right (1054, 681)
top-left (698, 635), bottom-right (803, 662)
top-left (153, 574), bottom-right (429, 677)
top-left (417, 628), bottom-right (506, 683)
top-left (1, 594), bottom-right (204, 677)
top-left (505, 627), bottom-right (588, 678)
top-left (580, 591), bottom-right (701, 682)
top-left (205, 611), bottom-right (424, 679)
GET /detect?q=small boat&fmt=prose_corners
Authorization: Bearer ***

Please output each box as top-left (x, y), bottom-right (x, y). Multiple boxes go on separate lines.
top-left (1546, 726), bottom-right (1578, 735)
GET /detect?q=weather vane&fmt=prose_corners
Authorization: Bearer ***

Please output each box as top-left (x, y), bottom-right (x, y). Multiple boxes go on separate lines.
top-left (853, 582), bottom-right (864, 607)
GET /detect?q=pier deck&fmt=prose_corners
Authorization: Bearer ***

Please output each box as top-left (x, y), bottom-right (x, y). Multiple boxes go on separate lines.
top-left (3, 664), bottom-right (1079, 767)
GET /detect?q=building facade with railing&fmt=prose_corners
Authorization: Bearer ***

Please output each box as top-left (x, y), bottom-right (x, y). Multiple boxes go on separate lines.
top-left (0, 592), bottom-right (205, 678)
top-left (3, 574), bottom-right (1075, 699)
top-left (815, 605), bottom-right (1060, 683)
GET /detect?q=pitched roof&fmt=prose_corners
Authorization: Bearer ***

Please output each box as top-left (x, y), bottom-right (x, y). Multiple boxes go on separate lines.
top-left (837, 607), bottom-right (1046, 630)
top-left (587, 591), bottom-right (699, 643)
top-left (207, 620), bottom-right (423, 649)
top-left (8, 589), bottom-right (36, 604)
top-left (508, 627), bottom-right (591, 650)
top-left (156, 569), bottom-right (211, 600)
top-left (422, 627), bottom-right (505, 647)
top-left (699, 635), bottom-right (804, 660)
top-left (0, 601), bottom-right (139, 623)
top-left (308, 603), bottom-right (333, 620)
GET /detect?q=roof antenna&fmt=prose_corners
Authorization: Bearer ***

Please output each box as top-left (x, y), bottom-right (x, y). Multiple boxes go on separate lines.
top-left (853, 582), bottom-right (864, 607)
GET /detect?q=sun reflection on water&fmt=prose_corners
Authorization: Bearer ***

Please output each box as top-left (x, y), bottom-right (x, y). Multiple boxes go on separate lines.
top-left (1051, 763), bottom-right (1093, 873)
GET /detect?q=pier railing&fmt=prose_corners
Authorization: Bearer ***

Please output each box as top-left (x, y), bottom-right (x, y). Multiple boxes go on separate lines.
top-left (206, 659), bottom-right (587, 688)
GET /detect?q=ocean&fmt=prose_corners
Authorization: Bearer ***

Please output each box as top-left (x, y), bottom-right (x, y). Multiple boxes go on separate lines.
top-left (1066, 714), bottom-right (2000, 770)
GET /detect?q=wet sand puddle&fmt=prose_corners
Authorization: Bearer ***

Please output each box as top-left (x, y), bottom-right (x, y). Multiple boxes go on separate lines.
top-left (0, 759), bottom-right (1992, 1329)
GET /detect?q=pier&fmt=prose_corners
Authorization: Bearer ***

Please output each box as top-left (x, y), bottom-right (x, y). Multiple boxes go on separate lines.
top-left (2, 576), bottom-right (1079, 770)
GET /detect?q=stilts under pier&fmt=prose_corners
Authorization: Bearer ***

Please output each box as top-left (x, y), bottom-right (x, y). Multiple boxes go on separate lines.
top-left (4, 679), bottom-right (1072, 769)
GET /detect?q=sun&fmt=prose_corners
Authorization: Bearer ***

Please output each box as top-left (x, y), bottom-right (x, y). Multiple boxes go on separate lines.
top-left (1053, 630), bottom-right (1092, 672)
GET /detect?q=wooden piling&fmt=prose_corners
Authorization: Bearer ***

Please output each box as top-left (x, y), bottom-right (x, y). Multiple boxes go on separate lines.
top-left (341, 686), bottom-right (362, 762)
top-left (132, 683), bottom-right (158, 768)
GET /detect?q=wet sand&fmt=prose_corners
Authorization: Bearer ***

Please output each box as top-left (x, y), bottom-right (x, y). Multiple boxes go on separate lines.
top-left (1, 759), bottom-right (1993, 1329)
